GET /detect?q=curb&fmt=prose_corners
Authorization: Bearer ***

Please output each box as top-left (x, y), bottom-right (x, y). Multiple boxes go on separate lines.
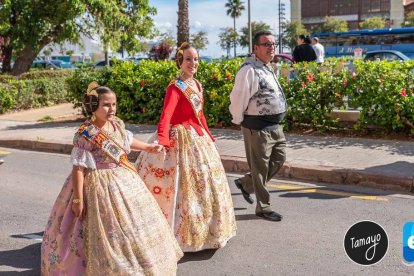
top-left (1, 139), bottom-right (413, 193)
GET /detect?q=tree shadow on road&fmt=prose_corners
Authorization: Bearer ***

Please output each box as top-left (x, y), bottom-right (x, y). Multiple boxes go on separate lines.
top-left (286, 133), bottom-right (414, 156)
top-left (278, 192), bottom-right (343, 200)
top-left (0, 242), bottom-right (40, 275)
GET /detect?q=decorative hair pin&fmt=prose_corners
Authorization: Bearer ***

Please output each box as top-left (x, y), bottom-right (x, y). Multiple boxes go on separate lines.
top-left (86, 81), bottom-right (100, 97)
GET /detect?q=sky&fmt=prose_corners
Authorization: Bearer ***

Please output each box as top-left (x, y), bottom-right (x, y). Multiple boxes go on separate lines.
top-left (148, 0), bottom-right (291, 58)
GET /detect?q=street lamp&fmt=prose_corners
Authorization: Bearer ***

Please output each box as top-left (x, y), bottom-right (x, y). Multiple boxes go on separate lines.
top-left (278, 0), bottom-right (286, 54)
top-left (248, 0), bottom-right (252, 54)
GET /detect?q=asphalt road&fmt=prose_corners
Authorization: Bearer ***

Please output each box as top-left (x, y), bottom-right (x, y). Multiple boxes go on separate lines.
top-left (1, 147), bottom-right (414, 275)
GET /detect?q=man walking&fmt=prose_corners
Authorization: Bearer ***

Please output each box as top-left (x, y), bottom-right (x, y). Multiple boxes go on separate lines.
top-left (229, 31), bottom-right (287, 222)
top-left (311, 37), bottom-right (325, 64)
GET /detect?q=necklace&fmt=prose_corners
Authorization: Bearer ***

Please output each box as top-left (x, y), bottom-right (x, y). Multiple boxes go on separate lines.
top-left (181, 77), bottom-right (199, 92)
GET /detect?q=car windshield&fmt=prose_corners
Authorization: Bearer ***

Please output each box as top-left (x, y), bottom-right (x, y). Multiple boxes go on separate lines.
top-left (50, 60), bottom-right (75, 68)
top-left (60, 62), bottom-right (74, 68)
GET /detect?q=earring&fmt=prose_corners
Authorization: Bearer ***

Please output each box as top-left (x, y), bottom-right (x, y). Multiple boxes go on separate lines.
top-left (91, 113), bottom-right (96, 121)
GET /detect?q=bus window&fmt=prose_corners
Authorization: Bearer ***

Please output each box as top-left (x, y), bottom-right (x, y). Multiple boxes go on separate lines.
top-left (394, 34), bottom-right (414, 44)
top-left (319, 36), bottom-right (336, 47)
top-left (343, 36), bottom-right (359, 46)
top-left (337, 36), bottom-right (347, 46)
top-left (382, 35), bottom-right (395, 44)
top-left (367, 36), bottom-right (378, 45)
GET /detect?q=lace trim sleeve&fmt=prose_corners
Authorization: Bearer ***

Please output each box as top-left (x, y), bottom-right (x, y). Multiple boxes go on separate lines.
top-left (124, 130), bottom-right (134, 153)
top-left (70, 146), bottom-right (96, 169)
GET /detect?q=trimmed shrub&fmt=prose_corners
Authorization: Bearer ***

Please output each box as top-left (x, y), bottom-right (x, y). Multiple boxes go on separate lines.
top-left (18, 69), bottom-right (74, 80)
top-left (0, 83), bottom-right (17, 113)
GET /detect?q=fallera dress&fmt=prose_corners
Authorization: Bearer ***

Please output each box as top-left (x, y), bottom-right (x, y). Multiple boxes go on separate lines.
top-left (41, 117), bottom-right (183, 276)
top-left (135, 79), bottom-right (237, 252)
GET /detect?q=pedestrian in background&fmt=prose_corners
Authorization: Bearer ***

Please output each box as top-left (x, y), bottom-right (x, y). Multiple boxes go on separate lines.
top-left (136, 42), bottom-right (236, 252)
top-left (292, 34), bottom-right (317, 62)
top-left (311, 37), bottom-right (325, 64)
top-left (229, 31), bottom-right (287, 222)
top-left (41, 82), bottom-right (182, 275)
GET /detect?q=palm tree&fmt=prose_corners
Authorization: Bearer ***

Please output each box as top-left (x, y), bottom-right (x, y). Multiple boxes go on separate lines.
top-left (225, 0), bottom-right (245, 57)
top-left (177, 0), bottom-right (189, 47)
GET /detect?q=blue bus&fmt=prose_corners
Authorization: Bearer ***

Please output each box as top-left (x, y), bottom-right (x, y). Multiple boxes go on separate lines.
top-left (313, 27), bottom-right (414, 59)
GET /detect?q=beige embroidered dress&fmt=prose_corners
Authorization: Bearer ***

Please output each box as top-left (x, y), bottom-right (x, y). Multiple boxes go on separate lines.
top-left (41, 117), bottom-right (182, 275)
top-left (136, 80), bottom-right (237, 252)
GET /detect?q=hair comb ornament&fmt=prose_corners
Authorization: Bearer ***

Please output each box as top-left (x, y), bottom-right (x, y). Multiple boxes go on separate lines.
top-left (86, 81), bottom-right (100, 97)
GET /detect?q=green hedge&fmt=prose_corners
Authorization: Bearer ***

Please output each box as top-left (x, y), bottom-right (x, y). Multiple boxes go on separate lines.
top-left (282, 59), bottom-right (414, 132)
top-left (67, 58), bottom-right (414, 133)
top-left (0, 73), bottom-right (73, 113)
top-left (68, 59), bottom-right (240, 126)
top-left (0, 83), bottom-right (17, 113)
top-left (3, 58), bottom-right (413, 133)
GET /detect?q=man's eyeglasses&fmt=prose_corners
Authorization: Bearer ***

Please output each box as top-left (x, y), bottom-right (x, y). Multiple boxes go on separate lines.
top-left (257, 42), bottom-right (277, 48)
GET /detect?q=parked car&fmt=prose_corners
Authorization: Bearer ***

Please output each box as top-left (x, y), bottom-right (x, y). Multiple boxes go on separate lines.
top-left (93, 60), bottom-right (114, 68)
top-left (125, 57), bottom-right (149, 64)
top-left (31, 60), bottom-right (77, 70)
top-left (363, 50), bottom-right (411, 62)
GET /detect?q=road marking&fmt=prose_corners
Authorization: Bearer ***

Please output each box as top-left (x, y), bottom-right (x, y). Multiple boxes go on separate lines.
top-left (0, 150), bottom-right (11, 156)
top-left (269, 184), bottom-right (388, 202)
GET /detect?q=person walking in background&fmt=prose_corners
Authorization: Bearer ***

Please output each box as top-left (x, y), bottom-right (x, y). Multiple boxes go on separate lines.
top-left (229, 31), bottom-right (287, 222)
top-left (311, 37), bottom-right (325, 64)
top-left (136, 42), bottom-right (236, 252)
top-left (41, 82), bottom-right (182, 275)
top-left (292, 34), bottom-right (317, 62)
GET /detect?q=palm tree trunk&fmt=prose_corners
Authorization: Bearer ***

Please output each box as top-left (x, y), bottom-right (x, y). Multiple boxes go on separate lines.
top-left (177, 0), bottom-right (190, 47)
top-left (233, 17), bottom-right (237, 57)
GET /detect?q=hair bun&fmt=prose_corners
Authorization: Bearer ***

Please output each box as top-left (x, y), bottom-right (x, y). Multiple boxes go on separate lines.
top-left (179, 42), bottom-right (189, 49)
top-left (86, 81), bottom-right (100, 96)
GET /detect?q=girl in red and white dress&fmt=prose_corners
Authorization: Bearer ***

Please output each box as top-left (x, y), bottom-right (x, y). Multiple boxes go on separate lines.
top-left (136, 42), bottom-right (236, 252)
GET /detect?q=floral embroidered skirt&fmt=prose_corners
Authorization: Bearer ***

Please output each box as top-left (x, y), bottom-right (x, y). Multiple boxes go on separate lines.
top-left (41, 167), bottom-right (183, 275)
top-left (136, 125), bottom-right (237, 252)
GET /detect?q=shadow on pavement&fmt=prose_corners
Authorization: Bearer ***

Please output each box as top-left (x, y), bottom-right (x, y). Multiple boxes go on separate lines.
top-left (0, 242), bottom-right (41, 275)
top-left (279, 192), bottom-right (343, 200)
top-left (3, 121), bottom-right (80, 130)
top-left (354, 161), bottom-right (414, 177)
top-left (235, 214), bottom-right (262, 221)
top-left (179, 249), bottom-right (218, 263)
top-left (287, 134), bottom-right (414, 156)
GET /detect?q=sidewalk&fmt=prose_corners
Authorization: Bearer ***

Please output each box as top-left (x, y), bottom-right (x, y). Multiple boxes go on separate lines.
top-left (1, 104), bottom-right (414, 193)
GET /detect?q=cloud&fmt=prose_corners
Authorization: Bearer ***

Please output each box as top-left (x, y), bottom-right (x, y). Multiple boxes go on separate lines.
top-left (191, 20), bottom-right (202, 29)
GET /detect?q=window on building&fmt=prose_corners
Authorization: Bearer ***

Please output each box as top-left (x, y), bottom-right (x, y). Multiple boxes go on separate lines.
top-left (370, 0), bottom-right (381, 12)
top-left (380, 0), bottom-right (390, 12)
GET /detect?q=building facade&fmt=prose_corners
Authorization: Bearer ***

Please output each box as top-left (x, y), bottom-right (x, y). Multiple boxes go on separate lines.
top-left (405, 0), bottom-right (414, 16)
top-left (291, 0), bottom-right (405, 30)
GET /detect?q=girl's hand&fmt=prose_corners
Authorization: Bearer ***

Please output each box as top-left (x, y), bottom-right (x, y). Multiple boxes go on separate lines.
top-left (72, 200), bottom-right (86, 220)
top-left (147, 144), bottom-right (164, 153)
